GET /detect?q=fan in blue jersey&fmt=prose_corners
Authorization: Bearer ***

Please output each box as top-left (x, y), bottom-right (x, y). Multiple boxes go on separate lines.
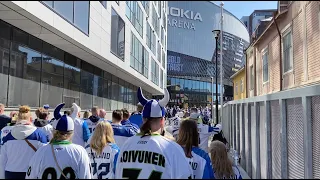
top-left (210, 141), bottom-right (243, 179)
top-left (110, 110), bottom-right (136, 149)
top-left (25, 105), bottom-right (92, 179)
top-left (85, 121), bottom-right (120, 179)
top-left (115, 87), bottom-right (193, 179)
top-left (85, 106), bottom-right (105, 134)
top-left (177, 119), bottom-right (214, 179)
top-left (0, 106), bottom-right (48, 179)
top-left (121, 109), bottom-right (139, 133)
top-left (69, 103), bottom-right (91, 148)
top-left (128, 103), bottom-right (144, 128)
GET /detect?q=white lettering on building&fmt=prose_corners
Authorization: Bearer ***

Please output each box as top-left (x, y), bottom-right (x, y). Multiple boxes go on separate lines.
top-left (168, 7), bottom-right (202, 31)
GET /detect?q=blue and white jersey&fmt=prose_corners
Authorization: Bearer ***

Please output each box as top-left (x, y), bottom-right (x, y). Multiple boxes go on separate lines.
top-left (83, 117), bottom-right (105, 134)
top-left (72, 118), bottom-right (90, 148)
top-left (85, 143), bottom-right (120, 179)
top-left (186, 147), bottom-right (214, 179)
top-left (0, 123), bottom-right (48, 178)
top-left (121, 121), bottom-right (140, 133)
top-left (213, 166), bottom-right (243, 179)
top-left (197, 123), bottom-right (221, 153)
top-left (111, 124), bottom-right (136, 149)
top-left (26, 141), bottom-right (92, 179)
top-left (0, 125), bottom-right (14, 145)
top-left (128, 113), bottom-right (143, 128)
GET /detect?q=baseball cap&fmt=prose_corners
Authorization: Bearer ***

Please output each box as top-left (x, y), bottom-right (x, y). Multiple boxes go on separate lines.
top-left (43, 104), bottom-right (50, 109)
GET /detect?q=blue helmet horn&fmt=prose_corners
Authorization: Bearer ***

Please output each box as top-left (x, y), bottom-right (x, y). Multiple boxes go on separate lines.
top-left (54, 103), bottom-right (65, 120)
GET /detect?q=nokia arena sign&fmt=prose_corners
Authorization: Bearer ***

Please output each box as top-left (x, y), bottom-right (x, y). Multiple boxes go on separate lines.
top-left (168, 7), bottom-right (202, 30)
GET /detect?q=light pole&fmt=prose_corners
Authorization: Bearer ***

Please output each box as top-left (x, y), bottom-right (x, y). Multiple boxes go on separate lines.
top-left (211, 77), bottom-right (214, 120)
top-left (212, 29), bottom-right (220, 124)
top-left (219, 1), bottom-right (224, 123)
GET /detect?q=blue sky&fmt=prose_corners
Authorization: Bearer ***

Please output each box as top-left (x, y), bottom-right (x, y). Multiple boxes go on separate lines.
top-left (213, 1), bottom-right (278, 19)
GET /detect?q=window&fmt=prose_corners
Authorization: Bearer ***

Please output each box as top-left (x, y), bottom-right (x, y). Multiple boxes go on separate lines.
top-left (151, 58), bottom-right (159, 85)
top-left (126, 1), bottom-right (143, 36)
top-left (162, 50), bottom-right (165, 68)
top-left (151, 5), bottom-right (159, 36)
top-left (240, 78), bottom-right (244, 93)
top-left (283, 29), bottom-right (293, 73)
top-left (151, 30), bottom-right (156, 55)
top-left (262, 48), bottom-right (269, 82)
top-left (41, 1), bottom-right (89, 34)
top-left (115, 1), bottom-right (119, 5)
top-left (157, 1), bottom-right (161, 17)
top-left (146, 23), bottom-right (151, 49)
top-left (146, 23), bottom-right (156, 55)
top-left (99, 1), bottom-right (106, 8)
top-left (235, 82), bottom-right (238, 95)
top-left (111, 8), bottom-right (125, 61)
top-left (130, 32), bottom-right (148, 78)
top-left (64, 53), bottom-right (80, 107)
top-left (250, 65), bottom-right (254, 90)
top-left (161, 27), bottom-right (164, 46)
top-left (160, 69), bottom-right (163, 89)
top-left (140, 1), bottom-right (149, 16)
top-left (157, 41), bottom-right (161, 62)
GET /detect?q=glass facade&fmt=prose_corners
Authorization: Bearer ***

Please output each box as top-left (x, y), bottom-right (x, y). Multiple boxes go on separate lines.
top-left (125, 1), bottom-right (143, 37)
top-left (167, 76), bottom-right (221, 107)
top-left (130, 32), bottom-right (148, 78)
top-left (41, 1), bottom-right (89, 34)
top-left (0, 20), bottom-right (153, 110)
top-left (111, 8), bottom-right (125, 61)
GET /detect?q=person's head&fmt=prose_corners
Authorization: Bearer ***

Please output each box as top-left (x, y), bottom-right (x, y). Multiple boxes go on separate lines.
top-left (190, 107), bottom-right (198, 114)
top-left (0, 103), bottom-right (5, 115)
top-left (137, 103), bottom-right (143, 113)
top-left (209, 141), bottom-right (234, 179)
top-left (99, 109), bottom-right (106, 119)
top-left (51, 104), bottom-right (75, 143)
top-left (90, 121), bottom-right (115, 155)
top-left (176, 120), bottom-right (199, 158)
top-left (121, 109), bottom-right (130, 120)
top-left (37, 107), bottom-right (49, 120)
top-left (137, 87), bottom-right (169, 137)
top-left (112, 110), bottom-right (122, 123)
top-left (83, 111), bottom-right (91, 119)
top-left (64, 111), bottom-right (71, 116)
top-left (17, 105), bottom-right (32, 122)
top-left (91, 106), bottom-right (100, 116)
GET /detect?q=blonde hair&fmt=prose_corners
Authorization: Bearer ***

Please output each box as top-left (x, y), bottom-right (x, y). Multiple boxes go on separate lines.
top-left (83, 111), bottom-right (91, 119)
top-left (90, 122), bottom-right (115, 155)
top-left (50, 130), bottom-right (73, 143)
top-left (176, 120), bottom-right (199, 158)
top-left (210, 141), bottom-right (235, 179)
top-left (18, 105), bottom-right (31, 121)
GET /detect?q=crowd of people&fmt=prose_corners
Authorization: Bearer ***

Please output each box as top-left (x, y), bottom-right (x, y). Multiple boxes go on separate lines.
top-left (0, 87), bottom-right (242, 179)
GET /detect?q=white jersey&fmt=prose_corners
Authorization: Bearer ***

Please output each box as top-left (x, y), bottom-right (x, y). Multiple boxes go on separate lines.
top-left (83, 118), bottom-right (105, 134)
top-left (36, 124), bottom-right (53, 141)
top-left (85, 143), bottom-right (120, 179)
top-left (115, 133), bottom-right (193, 179)
top-left (26, 141), bottom-right (91, 179)
top-left (186, 147), bottom-right (214, 179)
top-left (111, 124), bottom-right (136, 149)
top-left (73, 118), bottom-right (90, 147)
top-left (0, 125), bottom-right (13, 144)
top-left (165, 117), bottom-right (181, 139)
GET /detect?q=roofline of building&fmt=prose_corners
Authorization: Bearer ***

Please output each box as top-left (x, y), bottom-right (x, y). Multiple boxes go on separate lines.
top-left (251, 9), bottom-right (288, 47)
top-left (230, 66), bottom-right (245, 79)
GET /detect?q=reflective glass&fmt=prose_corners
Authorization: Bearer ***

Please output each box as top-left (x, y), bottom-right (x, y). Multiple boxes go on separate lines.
top-left (80, 70), bottom-right (94, 109)
top-left (111, 8), bottom-right (125, 60)
top-left (74, 1), bottom-right (89, 34)
top-left (54, 1), bottom-right (74, 22)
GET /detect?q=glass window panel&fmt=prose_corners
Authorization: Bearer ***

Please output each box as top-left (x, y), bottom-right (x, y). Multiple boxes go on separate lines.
top-left (40, 55), bottom-right (64, 107)
top-left (0, 37), bottom-right (9, 104)
top-left (111, 8), bottom-right (125, 60)
top-left (0, 21), bottom-right (11, 40)
top-left (63, 54), bottom-right (80, 108)
top-left (54, 1), bottom-right (74, 22)
top-left (42, 1), bottom-right (53, 7)
top-left (12, 28), bottom-right (28, 45)
top-left (80, 70), bottom-right (94, 109)
top-left (74, 1), bottom-right (89, 34)
top-left (93, 75), bottom-right (103, 108)
top-left (99, 1), bottom-right (106, 8)
top-left (9, 43), bottom-right (41, 107)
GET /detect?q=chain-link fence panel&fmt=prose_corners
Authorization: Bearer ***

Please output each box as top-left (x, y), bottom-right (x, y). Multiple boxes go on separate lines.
top-left (251, 103), bottom-right (257, 179)
top-left (286, 98), bottom-right (304, 179)
top-left (311, 96), bottom-right (320, 179)
top-left (270, 100), bottom-right (282, 179)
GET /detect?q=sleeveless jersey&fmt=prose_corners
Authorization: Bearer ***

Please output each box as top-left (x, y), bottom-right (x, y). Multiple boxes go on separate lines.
top-left (115, 133), bottom-right (193, 179)
top-left (25, 141), bottom-right (91, 179)
top-left (85, 143), bottom-right (120, 179)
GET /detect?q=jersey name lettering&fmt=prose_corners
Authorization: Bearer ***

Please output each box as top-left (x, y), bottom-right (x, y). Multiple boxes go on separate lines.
top-left (88, 152), bottom-right (111, 159)
top-left (120, 151), bottom-right (166, 168)
top-left (189, 162), bottom-right (198, 170)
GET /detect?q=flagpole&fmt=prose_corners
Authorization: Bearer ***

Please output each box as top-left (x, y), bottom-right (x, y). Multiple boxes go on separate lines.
top-left (219, 1), bottom-right (224, 123)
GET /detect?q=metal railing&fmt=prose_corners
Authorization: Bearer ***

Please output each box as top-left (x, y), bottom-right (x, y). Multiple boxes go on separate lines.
top-left (221, 84), bottom-right (320, 179)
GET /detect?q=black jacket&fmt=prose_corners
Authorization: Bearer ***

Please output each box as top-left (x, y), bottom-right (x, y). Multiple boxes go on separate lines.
top-left (0, 115), bottom-right (11, 130)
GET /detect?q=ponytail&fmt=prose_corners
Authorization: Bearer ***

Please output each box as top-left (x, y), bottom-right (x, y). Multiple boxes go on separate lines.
top-left (140, 119), bottom-right (152, 138)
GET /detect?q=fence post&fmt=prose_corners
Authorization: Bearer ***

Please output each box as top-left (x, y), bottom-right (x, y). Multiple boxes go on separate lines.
top-left (247, 103), bottom-right (252, 177)
top-left (265, 100), bottom-right (272, 179)
top-left (237, 105), bottom-right (240, 154)
top-left (241, 103), bottom-right (246, 168)
top-left (280, 99), bottom-right (288, 179)
top-left (255, 102), bottom-right (261, 179)
top-left (302, 96), bottom-right (312, 179)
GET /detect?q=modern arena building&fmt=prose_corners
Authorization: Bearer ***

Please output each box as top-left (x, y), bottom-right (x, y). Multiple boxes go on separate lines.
top-left (166, 1), bottom-right (250, 107)
top-left (0, 1), bottom-right (167, 113)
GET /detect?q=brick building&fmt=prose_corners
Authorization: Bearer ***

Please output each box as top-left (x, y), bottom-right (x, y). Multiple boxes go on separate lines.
top-left (246, 1), bottom-right (320, 97)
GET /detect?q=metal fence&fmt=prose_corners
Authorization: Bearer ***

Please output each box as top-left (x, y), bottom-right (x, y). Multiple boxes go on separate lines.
top-left (220, 84), bottom-right (320, 179)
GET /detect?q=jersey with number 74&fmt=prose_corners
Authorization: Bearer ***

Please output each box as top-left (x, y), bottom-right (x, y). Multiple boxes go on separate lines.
top-left (115, 134), bottom-right (193, 179)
